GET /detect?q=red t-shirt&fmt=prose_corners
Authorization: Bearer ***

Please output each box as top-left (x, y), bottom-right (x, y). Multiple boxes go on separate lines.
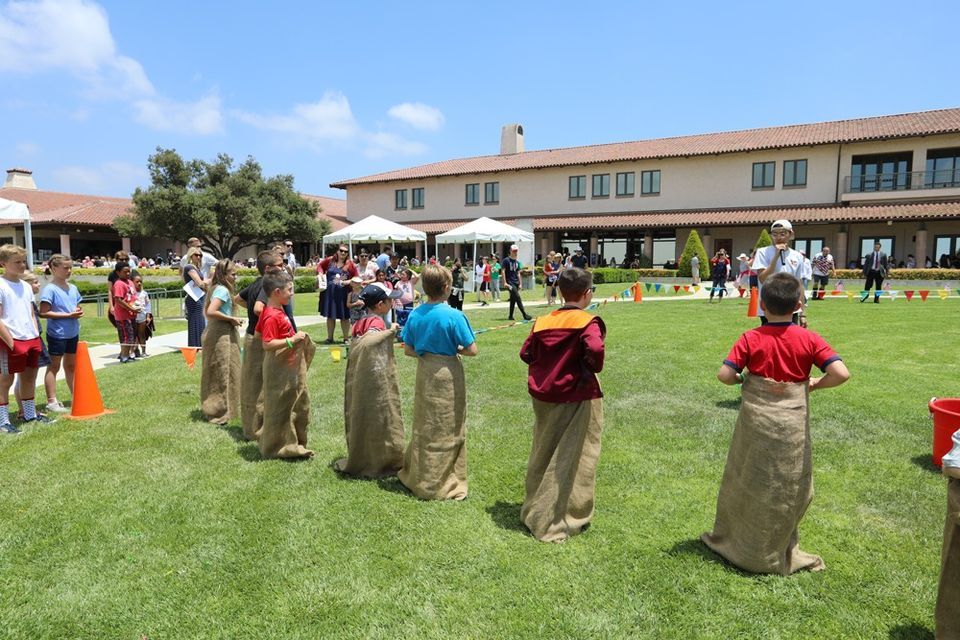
top-left (482, 264), bottom-right (492, 283)
top-left (256, 305), bottom-right (294, 343)
top-left (351, 315), bottom-right (386, 337)
top-left (112, 279), bottom-right (136, 321)
top-left (723, 323), bottom-right (841, 383)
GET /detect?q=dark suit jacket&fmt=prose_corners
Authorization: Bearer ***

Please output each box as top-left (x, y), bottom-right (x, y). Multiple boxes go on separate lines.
top-left (862, 251), bottom-right (888, 277)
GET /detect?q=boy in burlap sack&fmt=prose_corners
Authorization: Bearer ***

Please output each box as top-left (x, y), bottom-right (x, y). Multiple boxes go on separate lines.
top-left (937, 430), bottom-right (960, 639)
top-left (334, 285), bottom-right (405, 478)
top-left (398, 264), bottom-right (477, 500)
top-left (255, 272), bottom-right (315, 460)
top-left (519, 267), bottom-right (605, 542)
top-left (703, 272), bottom-right (849, 575)
top-left (234, 250), bottom-right (287, 440)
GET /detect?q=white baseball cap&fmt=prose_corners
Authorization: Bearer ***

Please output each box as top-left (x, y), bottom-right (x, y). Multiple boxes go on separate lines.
top-left (770, 219), bottom-right (793, 231)
top-left (510, 244), bottom-right (519, 251)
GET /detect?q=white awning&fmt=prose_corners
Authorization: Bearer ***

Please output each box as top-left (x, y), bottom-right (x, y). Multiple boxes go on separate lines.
top-left (434, 217), bottom-right (534, 244)
top-left (322, 215), bottom-right (427, 244)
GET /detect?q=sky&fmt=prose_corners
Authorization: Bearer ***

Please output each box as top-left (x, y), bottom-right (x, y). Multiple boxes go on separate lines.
top-left (1, 0), bottom-right (959, 200)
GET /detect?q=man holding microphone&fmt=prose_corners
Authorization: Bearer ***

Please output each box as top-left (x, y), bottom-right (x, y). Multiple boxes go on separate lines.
top-left (751, 220), bottom-right (808, 327)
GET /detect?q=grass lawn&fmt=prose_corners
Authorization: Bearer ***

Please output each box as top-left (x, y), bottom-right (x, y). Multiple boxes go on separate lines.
top-left (0, 295), bottom-right (955, 638)
top-left (76, 301), bottom-right (186, 346)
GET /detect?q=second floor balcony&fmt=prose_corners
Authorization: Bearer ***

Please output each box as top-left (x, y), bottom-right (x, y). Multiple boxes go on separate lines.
top-left (843, 169), bottom-right (960, 201)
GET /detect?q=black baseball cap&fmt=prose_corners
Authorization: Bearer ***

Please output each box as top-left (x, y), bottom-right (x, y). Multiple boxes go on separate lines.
top-left (360, 284), bottom-right (402, 306)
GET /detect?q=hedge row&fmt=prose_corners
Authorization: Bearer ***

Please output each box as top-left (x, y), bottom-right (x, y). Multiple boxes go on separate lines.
top-left (65, 267), bottom-right (318, 278)
top-left (76, 276), bottom-right (318, 300)
top-left (531, 267), bottom-right (680, 285)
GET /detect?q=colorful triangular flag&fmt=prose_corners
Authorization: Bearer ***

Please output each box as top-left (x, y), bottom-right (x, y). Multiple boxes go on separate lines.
top-left (683, 285), bottom-right (690, 293)
top-left (888, 290), bottom-right (899, 301)
top-left (673, 285), bottom-right (680, 293)
top-left (938, 290), bottom-right (949, 300)
top-left (905, 290), bottom-right (915, 301)
top-left (645, 283), bottom-right (652, 292)
top-left (654, 283), bottom-right (662, 293)
top-left (919, 290), bottom-right (929, 301)
top-left (693, 285), bottom-right (701, 294)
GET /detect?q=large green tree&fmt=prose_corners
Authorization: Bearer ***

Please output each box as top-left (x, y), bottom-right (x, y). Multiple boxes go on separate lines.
top-left (116, 148), bottom-right (329, 259)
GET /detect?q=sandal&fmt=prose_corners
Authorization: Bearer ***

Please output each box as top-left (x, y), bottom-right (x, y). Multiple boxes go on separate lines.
top-left (324, 338), bottom-right (334, 344)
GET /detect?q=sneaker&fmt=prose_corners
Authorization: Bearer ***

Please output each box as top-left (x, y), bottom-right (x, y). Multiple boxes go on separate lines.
top-left (0, 422), bottom-right (21, 435)
top-left (25, 413), bottom-right (56, 425)
top-left (45, 400), bottom-right (70, 413)
top-left (523, 315), bottom-right (533, 321)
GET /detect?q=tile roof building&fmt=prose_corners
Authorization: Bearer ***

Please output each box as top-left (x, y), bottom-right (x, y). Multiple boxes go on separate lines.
top-left (331, 108), bottom-right (960, 268)
top-left (0, 168), bottom-right (347, 263)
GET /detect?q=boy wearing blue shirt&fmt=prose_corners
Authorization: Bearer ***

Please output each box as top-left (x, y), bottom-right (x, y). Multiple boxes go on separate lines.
top-left (398, 264), bottom-right (477, 500)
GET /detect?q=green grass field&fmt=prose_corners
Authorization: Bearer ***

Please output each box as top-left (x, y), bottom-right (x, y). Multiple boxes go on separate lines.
top-left (0, 295), bottom-right (955, 638)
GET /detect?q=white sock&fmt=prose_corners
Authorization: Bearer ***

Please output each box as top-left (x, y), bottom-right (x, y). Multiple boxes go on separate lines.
top-left (23, 399), bottom-right (36, 420)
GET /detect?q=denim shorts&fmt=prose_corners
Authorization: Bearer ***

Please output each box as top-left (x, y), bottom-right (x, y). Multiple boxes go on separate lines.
top-left (47, 334), bottom-right (79, 356)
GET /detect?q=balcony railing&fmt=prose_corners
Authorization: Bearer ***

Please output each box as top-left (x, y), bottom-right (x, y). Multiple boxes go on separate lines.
top-left (844, 169), bottom-right (960, 194)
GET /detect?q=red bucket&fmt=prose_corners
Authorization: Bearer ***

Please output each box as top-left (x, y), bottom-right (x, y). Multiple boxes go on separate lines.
top-left (929, 397), bottom-right (960, 467)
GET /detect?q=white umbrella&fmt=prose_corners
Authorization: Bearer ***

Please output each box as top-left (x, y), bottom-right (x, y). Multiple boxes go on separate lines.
top-left (0, 198), bottom-right (34, 269)
top-left (434, 216), bottom-right (534, 265)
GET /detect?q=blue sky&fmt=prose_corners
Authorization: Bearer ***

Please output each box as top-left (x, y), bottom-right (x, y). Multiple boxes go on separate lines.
top-left (1, 0), bottom-right (958, 199)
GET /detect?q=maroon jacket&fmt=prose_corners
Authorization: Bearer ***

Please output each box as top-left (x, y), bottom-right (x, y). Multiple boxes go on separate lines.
top-left (519, 307), bottom-right (605, 403)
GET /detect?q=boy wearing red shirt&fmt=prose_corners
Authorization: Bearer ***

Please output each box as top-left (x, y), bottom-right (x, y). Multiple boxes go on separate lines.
top-left (519, 267), bottom-right (605, 542)
top-left (255, 272), bottom-right (314, 459)
top-left (703, 272), bottom-right (850, 575)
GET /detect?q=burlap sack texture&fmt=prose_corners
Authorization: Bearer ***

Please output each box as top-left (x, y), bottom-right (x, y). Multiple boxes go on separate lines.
top-left (936, 478), bottom-right (960, 640)
top-left (258, 337), bottom-right (316, 460)
top-left (398, 353), bottom-right (468, 500)
top-left (521, 397), bottom-right (603, 542)
top-left (702, 374), bottom-right (824, 575)
top-left (200, 319), bottom-right (241, 425)
top-left (335, 328), bottom-right (405, 478)
top-left (240, 334), bottom-right (265, 441)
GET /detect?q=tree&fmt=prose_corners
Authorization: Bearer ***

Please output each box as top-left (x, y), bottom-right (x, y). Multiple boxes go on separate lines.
top-left (754, 228), bottom-right (773, 252)
top-left (678, 230), bottom-right (709, 278)
top-left (115, 148), bottom-right (329, 259)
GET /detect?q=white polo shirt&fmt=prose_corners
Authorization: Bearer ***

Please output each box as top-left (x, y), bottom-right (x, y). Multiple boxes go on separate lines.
top-left (0, 277), bottom-right (39, 340)
top-left (751, 245), bottom-right (806, 317)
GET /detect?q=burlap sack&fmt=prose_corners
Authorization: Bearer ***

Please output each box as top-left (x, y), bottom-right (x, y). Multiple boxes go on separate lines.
top-left (521, 397), bottom-right (603, 542)
top-left (258, 337), bottom-right (316, 460)
top-left (199, 319), bottom-right (241, 425)
top-left (936, 478), bottom-right (960, 639)
top-left (398, 353), bottom-right (468, 500)
top-left (240, 334), bottom-right (265, 440)
top-left (335, 328), bottom-right (405, 478)
top-left (701, 374), bottom-right (824, 575)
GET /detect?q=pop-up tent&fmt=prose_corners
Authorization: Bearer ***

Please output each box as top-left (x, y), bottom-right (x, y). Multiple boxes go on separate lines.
top-left (322, 214), bottom-right (427, 257)
top-left (0, 198), bottom-right (34, 269)
top-left (434, 216), bottom-right (534, 263)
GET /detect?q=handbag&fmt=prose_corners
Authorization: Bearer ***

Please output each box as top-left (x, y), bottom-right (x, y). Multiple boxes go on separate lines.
top-left (317, 273), bottom-right (327, 292)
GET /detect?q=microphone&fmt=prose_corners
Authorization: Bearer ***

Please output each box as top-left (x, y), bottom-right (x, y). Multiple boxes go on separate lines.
top-left (779, 248), bottom-right (786, 266)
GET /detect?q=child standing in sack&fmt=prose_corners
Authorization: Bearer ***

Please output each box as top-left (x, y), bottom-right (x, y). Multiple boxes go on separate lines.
top-left (519, 267), bottom-right (605, 542)
top-left (936, 431), bottom-right (960, 638)
top-left (702, 273), bottom-right (849, 575)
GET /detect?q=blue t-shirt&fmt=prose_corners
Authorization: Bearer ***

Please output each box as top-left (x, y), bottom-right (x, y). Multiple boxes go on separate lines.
top-left (40, 282), bottom-right (82, 339)
top-left (211, 284), bottom-right (232, 316)
top-left (400, 302), bottom-right (475, 356)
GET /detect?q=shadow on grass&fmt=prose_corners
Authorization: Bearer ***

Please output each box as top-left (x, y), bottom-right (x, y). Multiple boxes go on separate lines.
top-left (237, 443), bottom-right (262, 462)
top-left (217, 424), bottom-right (246, 443)
top-left (911, 454), bottom-right (940, 474)
top-left (486, 501), bottom-right (528, 533)
top-left (666, 538), bottom-right (753, 577)
top-left (188, 409), bottom-right (206, 423)
top-left (376, 476), bottom-right (414, 498)
top-left (715, 398), bottom-right (741, 410)
top-left (888, 623), bottom-right (933, 639)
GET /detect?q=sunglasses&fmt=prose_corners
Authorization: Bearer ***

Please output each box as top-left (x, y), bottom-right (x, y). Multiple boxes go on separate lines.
top-left (590, 285), bottom-right (597, 293)
top-left (338, 249), bottom-right (348, 253)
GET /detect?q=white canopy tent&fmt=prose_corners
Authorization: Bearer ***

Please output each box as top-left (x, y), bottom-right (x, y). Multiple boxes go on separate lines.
top-left (0, 198), bottom-right (34, 269)
top-left (434, 216), bottom-right (534, 264)
top-left (321, 214), bottom-right (427, 258)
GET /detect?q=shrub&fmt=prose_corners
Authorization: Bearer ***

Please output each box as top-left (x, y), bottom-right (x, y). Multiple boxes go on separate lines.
top-left (754, 228), bottom-right (773, 251)
top-left (678, 230), bottom-right (709, 278)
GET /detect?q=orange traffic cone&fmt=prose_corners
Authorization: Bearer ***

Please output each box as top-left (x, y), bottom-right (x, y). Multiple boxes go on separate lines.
top-left (181, 347), bottom-right (199, 369)
top-left (66, 341), bottom-right (113, 420)
top-left (747, 287), bottom-right (759, 317)
top-left (632, 282), bottom-right (643, 303)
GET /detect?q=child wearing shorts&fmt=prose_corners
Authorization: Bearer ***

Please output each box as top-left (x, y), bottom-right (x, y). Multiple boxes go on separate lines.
top-left (39, 254), bottom-right (83, 413)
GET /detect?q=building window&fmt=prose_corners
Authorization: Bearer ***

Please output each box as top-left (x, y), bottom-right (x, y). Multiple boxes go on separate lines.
top-left (465, 183), bottom-right (480, 205)
top-left (783, 159), bottom-right (807, 187)
top-left (794, 238), bottom-right (824, 257)
top-left (395, 189), bottom-right (407, 210)
top-left (858, 237), bottom-right (895, 266)
top-left (616, 172), bottom-right (635, 197)
top-left (849, 152), bottom-right (912, 192)
top-left (752, 162), bottom-right (775, 189)
top-left (484, 181), bottom-right (499, 204)
top-left (569, 175), bottom-right (586, 199)
top-left (592, 174), bottom-right (610, 198)
top-left (934, 235), bottom-right (960, 266)
top-left (412, 187), bottom-right (424, 209)
top-left (641, 170), bottom-right (661, 195)
top-left (926, 148), bottom-right (960, 189)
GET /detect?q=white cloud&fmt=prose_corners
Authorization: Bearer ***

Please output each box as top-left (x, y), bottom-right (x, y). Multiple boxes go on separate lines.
top-left (15, 141), bottom-right (40, 156)
top-left (387, 102), bottom-right (445, 131)
top-left (233, 91), bottom-right (359, 142)
top-left (363, 132), bottom-right (428, 159)
top-left (0, 0), bottom-right (154, 98)
top-left (133, 94), bottom-right (223, 135)
top-left (52, 160), bottom-right (147, 195)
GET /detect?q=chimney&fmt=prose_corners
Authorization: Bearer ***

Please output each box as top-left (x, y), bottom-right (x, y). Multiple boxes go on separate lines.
top-left (4, 168), bottom-right (37, 190)
top-left (500, 124), bottom-right (524, 155)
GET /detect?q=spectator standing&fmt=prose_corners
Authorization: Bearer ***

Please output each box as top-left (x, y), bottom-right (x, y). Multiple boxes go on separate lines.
top-left (179, 237), bottom-right (217, 278)
top-left (39, 253), bottom-right (82, 412)
top-left (810, 247), bottom-right (835, 301)
top-left (317, 244), bottom-right (358, 344)
top-left (571, 248), bottom-right (588, 269)
top-left (691, 254), bottom-right (701, 285)
top-left (502, 245), bottom-right (532, 321)
top-left (861, 242), bottom-right (888, 304)
top-left (181, 248), bottom-right (206, 348)
top-left (283, 241), bottom-right (298, 275)
top-left (708, 250), bottom-right (730, 302)
top-left (490, 254), bottom-right (502, 302)
top-left (449, 259), bottom-right (465, 311)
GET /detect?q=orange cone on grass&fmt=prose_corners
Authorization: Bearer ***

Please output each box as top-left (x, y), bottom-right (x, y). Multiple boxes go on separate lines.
top-left (747, 287), bottom-right (759, 317)
top-left (181, 347), bottom-right (199, 368)
top-left (632, 282), bottom-right (643, 303)
top-left (66, 341), bottom-right (113, 420)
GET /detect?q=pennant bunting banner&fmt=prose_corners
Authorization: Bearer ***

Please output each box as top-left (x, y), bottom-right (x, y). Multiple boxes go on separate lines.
top-left (673, 285), bottom-right (680, 293)
top-left (683, 285), bottom-right (690, 293)
top-left (905, 290), bottom-right (914, 301)
top-left (919, 290), bottom-right (929, 301)
top-left (939, 290), bottom-right (949, 300)
top-left (654, 283), bottom-right (662, 293)
top-left (645, 283), bottom-right (652, 292)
